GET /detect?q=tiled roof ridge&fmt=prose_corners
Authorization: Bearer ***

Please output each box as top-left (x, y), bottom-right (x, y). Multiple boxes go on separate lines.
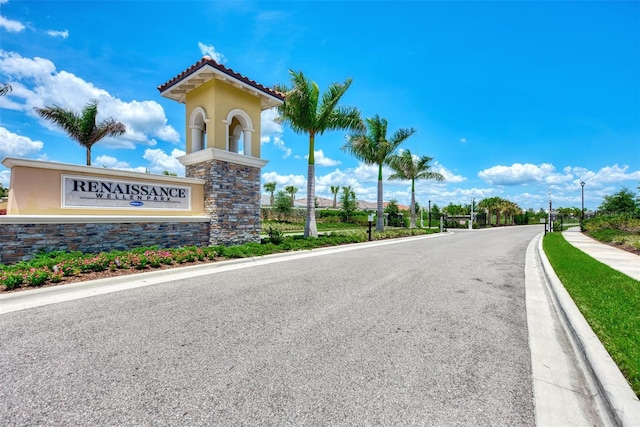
top-left (157, 56), bottom-right (284, 100)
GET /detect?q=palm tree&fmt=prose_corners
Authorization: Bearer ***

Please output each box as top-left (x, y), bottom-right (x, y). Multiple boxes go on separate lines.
top-left (276, 70), bottom-right (363, 238)
top-left (340, 185), bottom-right (358, 221)
top-left (285, 185), bottom-right (298, 205)
top-left (34, 100), bottom-right (125, 166)
top-left (387, 150), bottom-right (444, 228)
top-left (478, 197), bottom-right (500, 227)
top-left (504, 200), bottom-right (520, 225)
top-left (342, 115), bottom-right (416, 231)
top-left (0, 84), bottom-right (11, 96)
top-left (330, 185), bottom-right (340, 208)
top-left (264, 182), bottom-right (277, 206)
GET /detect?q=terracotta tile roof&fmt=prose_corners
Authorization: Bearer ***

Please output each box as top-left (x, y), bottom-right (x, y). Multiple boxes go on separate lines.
top-left (158, 56), bottom-right (285, 101)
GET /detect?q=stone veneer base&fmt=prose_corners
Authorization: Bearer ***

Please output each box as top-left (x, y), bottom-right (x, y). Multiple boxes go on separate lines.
top-left (0, 219), bottom-right (210, 265)
top-left (186, 159), bottom-right (262, 246)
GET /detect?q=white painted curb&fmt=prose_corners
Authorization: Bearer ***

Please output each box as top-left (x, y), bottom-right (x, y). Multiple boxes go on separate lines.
top-left (537, 237), bottom-right (640, 426)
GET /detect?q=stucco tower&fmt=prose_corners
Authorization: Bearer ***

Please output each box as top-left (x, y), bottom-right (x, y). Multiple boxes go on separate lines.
top-left (159, 57), bottom-right (284, 245)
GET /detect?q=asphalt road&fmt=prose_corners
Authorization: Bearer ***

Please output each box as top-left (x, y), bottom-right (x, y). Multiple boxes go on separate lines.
top-left (1, 226), bottom-right (541, 426)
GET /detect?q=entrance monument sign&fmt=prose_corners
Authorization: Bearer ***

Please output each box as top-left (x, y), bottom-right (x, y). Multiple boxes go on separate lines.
top-left (0, 56), bottom-right (284, 264)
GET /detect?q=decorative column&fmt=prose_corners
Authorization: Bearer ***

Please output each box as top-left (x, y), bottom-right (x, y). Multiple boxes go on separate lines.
top-left (181, 148), bottom-right (267, 246)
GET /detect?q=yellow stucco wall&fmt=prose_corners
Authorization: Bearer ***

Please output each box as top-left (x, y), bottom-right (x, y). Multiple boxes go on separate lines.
top-left (4, 161), bottom-right (205, 216)
top-left (185, 80), bottom-right (216, 152)
top-left (185, 79), bottom-right (262, 158)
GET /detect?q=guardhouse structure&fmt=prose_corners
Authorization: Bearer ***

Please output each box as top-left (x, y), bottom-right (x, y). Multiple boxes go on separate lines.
top-left (158, 57), bottom-right (284, 245)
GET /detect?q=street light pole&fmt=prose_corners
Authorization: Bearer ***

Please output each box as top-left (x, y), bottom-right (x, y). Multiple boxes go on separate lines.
top-left (580, 181), bottom-right (585, 229)
top-left (428, 200), bottom-right (431, 229)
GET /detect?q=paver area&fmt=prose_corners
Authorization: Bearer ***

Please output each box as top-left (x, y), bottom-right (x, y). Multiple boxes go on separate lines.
top-left (1, 227), bottom-right (541, 425)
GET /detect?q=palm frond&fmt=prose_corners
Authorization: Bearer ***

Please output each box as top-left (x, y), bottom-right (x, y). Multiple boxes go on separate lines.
top-left (34, 100), bottom-right (125, 165)
top-left (317, 78), bottom-right (351, 126)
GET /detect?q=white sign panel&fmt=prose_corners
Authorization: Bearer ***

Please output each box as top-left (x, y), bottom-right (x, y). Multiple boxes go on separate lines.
top-left (62, 175), bottom-right (191, 210)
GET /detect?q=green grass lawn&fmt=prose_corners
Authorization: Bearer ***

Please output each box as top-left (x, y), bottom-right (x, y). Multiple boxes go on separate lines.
top-left (543, 233), bottom-right (640, 397)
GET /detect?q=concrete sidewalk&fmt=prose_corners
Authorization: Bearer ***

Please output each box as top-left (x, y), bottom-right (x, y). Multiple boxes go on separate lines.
top-left (562, 228), bottom-right (640, 281)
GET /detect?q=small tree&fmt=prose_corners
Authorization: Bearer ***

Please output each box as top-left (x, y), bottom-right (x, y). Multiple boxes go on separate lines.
top-left (340, 186), bottom-right (358, 222)
top-left (431, 203), bottom-right (441, 217)
top-left (273, 190), bottom-right (292, 221)
top-left (285, 185), bottom-right (298, 205)
top-left (599, 187), bottom-right (639, 215)
top-left (0, 184), bottom-right (8, 198)
top-left (385, 199), bottom-right (404, 227)
top-left (264, 182), bottom-right (277, 206)
top-left (330, 185), bottom-right (340, 208)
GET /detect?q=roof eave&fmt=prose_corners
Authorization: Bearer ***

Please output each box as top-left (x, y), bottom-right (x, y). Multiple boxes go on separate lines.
top-left (159, 61), bottom-right (284, 110)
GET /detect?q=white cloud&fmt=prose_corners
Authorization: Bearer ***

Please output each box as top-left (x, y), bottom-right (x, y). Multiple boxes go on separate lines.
top-left (261, 108), bottom-right (282, 136)
top-left (259, 109), bottom-right (291, 157)
top-left (261, 171), bottom-right (306, 189)
top-left (352, 162), bottom-right (382, 183)
top-left (433, 161), bottom-right (466, 183)
top-left (94, 155), bottom-right (146, 172)
top-left (46, 29), bottom-right (69, 39)
top-left (0, 168), bottom-right (11, 187)
top-left (478, 163), bottom-right (555, 185)
top-left (315, 168), bottom-right (363, 196)
top-left (143, 148), bottom-right (186, 175)
top-left (571, 164), bottom-right (640, 185)
top-left (479, 162), bottom-right (640, 189)
top-left (0, 126), bottom-right (44, 157)
top-left (0, 15), bottom-right (25, 32)
top-left (94, 148), bottom-right (186, 175)
top-left (262, 135), bottom-right (291, 158)
top-left (198, 42), bottom-right (226, 63)
top-left (459, 137), bottom-right (467, 143)
top-left (0, 50), bottom-right (180, 148)
top-left (305, 149), bottom-right (340, 167)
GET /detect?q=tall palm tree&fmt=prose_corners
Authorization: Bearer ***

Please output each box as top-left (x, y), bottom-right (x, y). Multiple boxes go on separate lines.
top-left (387, 150), bottom-right (444, 228)
top-left (330, 185), bottom-right (340, 208)
top-left (342, 115), bottom-right (416, 231)
top-left (34, 100), bottom-right (125, 166)
top-left (276, 70), bottom-right (363, 238)
top-left (285, 185), bottom-right (298, 205)
top-left (264, 182), bottom-right (277, 206)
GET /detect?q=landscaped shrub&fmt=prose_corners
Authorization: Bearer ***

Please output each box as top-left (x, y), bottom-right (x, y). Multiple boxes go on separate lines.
top-left (0, 227), bottom-right (438, 291)
top-left (24, 268), bottom-right (49, 287)
top-left (583, 215), bottom-right (640, 234)
top-left (1, 272), bottom-right (23, 290)
top-left (266, 226), bottom-right (285, 244)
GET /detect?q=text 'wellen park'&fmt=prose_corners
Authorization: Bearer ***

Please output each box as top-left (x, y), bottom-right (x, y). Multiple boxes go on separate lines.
top-left (71, 179), bottom-right (187, 202)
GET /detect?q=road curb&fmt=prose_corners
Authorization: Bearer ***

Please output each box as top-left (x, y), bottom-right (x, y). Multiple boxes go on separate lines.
top-left (536, 236), bottom-right (640, 426)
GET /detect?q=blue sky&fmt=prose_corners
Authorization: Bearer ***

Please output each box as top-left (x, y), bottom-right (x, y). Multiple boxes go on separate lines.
top-left (0, 0), bottom-right (638, 211)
